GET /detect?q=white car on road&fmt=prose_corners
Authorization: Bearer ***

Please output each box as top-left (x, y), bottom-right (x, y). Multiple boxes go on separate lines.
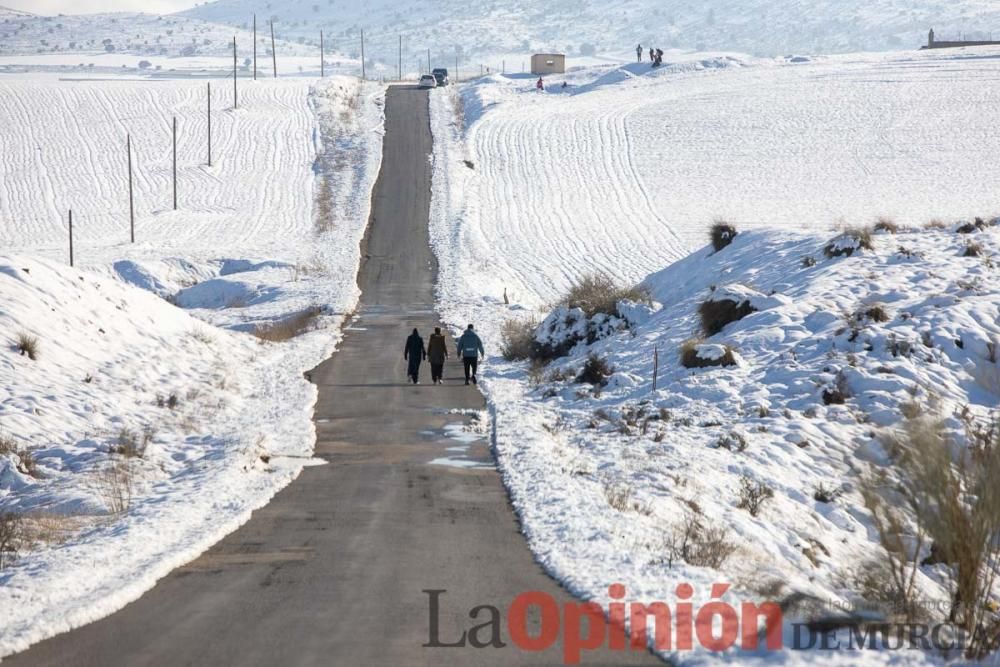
top-left (418, 74), bottom-right (437, 88)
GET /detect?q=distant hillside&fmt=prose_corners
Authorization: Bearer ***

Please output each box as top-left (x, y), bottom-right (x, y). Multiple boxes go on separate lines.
top-left (0, 11), bottom-right (313, 59)
top-left (181, 0), bottom-right (1000, 63)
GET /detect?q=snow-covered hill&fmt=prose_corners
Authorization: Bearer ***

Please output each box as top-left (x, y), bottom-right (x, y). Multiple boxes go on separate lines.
top-left (0, 74), bottom-right (385, 656)
top-left (184, 0), bottom-right (1000, 63)
top-left (0, 10), bottom-right (314, 60)
top-left (429, 50), bottom-right (1000, 663)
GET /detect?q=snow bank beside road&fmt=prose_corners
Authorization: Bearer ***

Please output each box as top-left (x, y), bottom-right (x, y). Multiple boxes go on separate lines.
top-left (0, 76), bottom-right (384, 655)
top-left (430, 51), bottom-right (1000, 664)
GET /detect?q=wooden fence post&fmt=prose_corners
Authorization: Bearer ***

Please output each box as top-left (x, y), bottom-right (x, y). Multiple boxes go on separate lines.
top-left (68, 209), bottom-right (74, 267)
top-left (652, 346), bottom-right (659, 392)
top-left (271, 21), bottom-right (277, 78)
top-left (360, 29), bottom-right (366, 80)
top-left (320, 30), bottom-right (324, 78)
top-left (127, 134), bottom-right (134, 243)
top-left (207, 82), bottom-right (212, 166)
top-left (172, 116), bottom-right (177, 211)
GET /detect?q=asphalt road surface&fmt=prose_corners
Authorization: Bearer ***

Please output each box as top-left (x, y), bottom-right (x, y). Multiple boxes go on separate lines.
top-left (8, 86), bottom-right (660, 667)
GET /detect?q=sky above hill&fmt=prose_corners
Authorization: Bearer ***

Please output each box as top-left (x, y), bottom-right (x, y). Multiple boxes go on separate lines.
top-left (3, 0), bottom-right (197, 13)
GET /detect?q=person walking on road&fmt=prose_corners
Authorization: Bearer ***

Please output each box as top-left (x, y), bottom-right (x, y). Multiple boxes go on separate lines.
top-left (427, 327), bottom-right (448, 385)
top-left (456, 324), bottom-right (485, 385)
top-left (636, 44), bottom-right (643, 62)
top-left (404, 328), bottom-right (426, 384)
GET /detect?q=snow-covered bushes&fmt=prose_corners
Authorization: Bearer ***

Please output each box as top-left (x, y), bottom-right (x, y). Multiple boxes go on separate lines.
top-left (576, 354), bottom-right (612, 386)
top-left (563, 273), bottom-right (647, 319)
top-left (502, 276), bottom-right (655, 363)
top-left (824, 226), bottom-right (874, 258)
top-left (873, 217), bottom-right (900, 234)
top-left (710, 221), bottom-right (738, 252)
top-left (680, 339), bottom-right (738, 368)
top-left (699, 286), bottom-right (758, 336)
top-left (957, 217), bottom-right (988, 234)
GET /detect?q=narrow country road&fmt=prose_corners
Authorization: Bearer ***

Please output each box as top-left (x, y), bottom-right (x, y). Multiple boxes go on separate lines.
top-left (7, 87), bottom-right (660, 666)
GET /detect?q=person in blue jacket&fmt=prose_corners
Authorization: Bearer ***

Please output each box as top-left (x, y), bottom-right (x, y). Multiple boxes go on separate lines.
top-left (455, 324), bottom-right (485, 385)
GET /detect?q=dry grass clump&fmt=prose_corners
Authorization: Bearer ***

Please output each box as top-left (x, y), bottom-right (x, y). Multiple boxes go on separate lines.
top-left (710, 221), bottom-right (738, 252)
top-left (824, 226), bottom-right (874, 258)
top-left (0, 433), bottom-right (39, 478)
top-left (963, 241), bottom-right (983, 258)
top-left (924, 219), bottom-right (949, 230)
top-left (110, 427), bottom-right (152, 458)
top-left (680, 339), bottom-right (737, 369)
top-left (500, 318), bottom-right (538, 361)
top-left (0, 512), bottom-right (24, 570)
top-left (664, 512), bottom-right (736, 569)
top-left (94, 454), bottom-right (135, 514)
top-left (864, 415), bottom-right (1000, 656)
top-left (957, 218), bottom-right (988, 234)
top-left (857, 303), bottom-right (890, 323)
top-left (736, 476), bottom-right (774, 517)
top-left (873, 217), bottom-right (900, 234)
top-left (563, 273), bottom-right (648, 319)
top-left (15, 332), bottom-right (39, 360)
top-left (576, 354), bottom-right (612, 386)
top-left (254, 307), bottom-right (322, 342)
top-left (699, 295), bottom-right (755, 336)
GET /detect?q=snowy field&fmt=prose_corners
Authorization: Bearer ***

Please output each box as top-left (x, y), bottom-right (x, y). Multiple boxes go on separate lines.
top-left (438, 49), bottom-right (1000, 310)
top-left (430, 48), bottom-right (1000, 664)
top-left (0, 74), bottom-right (384, 655)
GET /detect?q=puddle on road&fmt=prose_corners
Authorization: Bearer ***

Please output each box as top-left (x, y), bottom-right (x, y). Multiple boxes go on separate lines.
top-left (427, 412), bottom-right (494, 470)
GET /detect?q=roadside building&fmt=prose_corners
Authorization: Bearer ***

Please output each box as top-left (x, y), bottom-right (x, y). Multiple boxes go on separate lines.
top-left (531, 53), bottom-right (565, 75)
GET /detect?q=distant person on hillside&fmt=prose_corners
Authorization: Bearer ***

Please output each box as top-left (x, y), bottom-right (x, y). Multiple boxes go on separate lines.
top-left (456, 324), bottom-right (485, 385)
top-left (536, 77), bottom-right (544, 91)
top-left (427, 327), bottom-right (449, 385)
top-left (636, 44), bottom-right (643, 62)
top-left (654, 49), bottom-right (664, 67)
top-left (649, 47), bottom-right (655, 62)
top-left (404, 328), bottom-right (426, 384)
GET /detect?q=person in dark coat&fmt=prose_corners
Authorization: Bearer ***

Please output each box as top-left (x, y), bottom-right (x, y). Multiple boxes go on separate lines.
top-left (404, 328), bottom-right (426, 384)
top-left (455, 324), bottom-right (485, 385)
top-left (427, 327), bottom-right (448, 384)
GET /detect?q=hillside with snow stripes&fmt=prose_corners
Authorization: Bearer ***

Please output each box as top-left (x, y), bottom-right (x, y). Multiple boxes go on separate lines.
top-left (430, 50), bottom-right (1000, 664)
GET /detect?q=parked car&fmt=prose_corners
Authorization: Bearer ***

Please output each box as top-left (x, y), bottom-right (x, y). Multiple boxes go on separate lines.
top-left (418, 74), bottom-right (437, 88)
top-left (431, 68), bottom-right (450, 86)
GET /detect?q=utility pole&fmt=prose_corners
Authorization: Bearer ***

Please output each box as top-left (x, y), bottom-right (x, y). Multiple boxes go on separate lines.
top-left (172, 116), bottom-right (177, 211)
top-left (253, 14), bottom-right (257, 80)
top-left (68, 209), bottom-right (74, 267)
top-left (270, 20), bottom-right (277, 78)
top-left (232, 35), bottom-right (238, 108)
top-left (427, 48), bottom-right (430, 72)
top-left (455, 53), bottom-right (458, 83)
top-left (398, 34), bottom-right (401, 81)
top-left (320, 30), bottom-right (324, 77)
top-left (127, 134), bottom-right (134, 243)
top-left (360, 29), bottom-right (366, 80)
top-left (207, 82), bottom-right (212, 167)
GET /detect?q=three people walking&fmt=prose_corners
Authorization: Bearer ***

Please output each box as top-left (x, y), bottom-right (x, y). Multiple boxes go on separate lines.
top-left (403, 324), bottom-right (484, 386)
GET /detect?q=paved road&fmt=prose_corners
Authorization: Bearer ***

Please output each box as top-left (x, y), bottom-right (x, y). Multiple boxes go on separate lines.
top-left (8, 87), bottom-right (660, 666)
